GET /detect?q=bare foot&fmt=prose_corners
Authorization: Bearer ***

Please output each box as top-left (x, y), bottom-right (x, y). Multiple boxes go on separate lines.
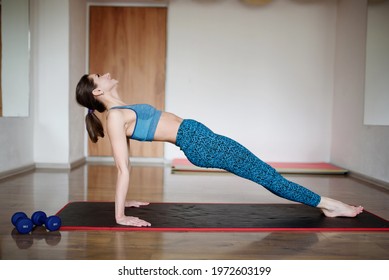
top-left (317, 197), bottom-right (364, 218)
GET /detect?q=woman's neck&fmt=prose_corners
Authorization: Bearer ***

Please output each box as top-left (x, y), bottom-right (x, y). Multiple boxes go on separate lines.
top-left (98, 90), bottom-right (127, 110)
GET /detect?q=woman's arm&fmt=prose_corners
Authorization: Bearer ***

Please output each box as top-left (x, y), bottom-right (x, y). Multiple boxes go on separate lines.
top-left (107, 111), bottom-right (151, 227)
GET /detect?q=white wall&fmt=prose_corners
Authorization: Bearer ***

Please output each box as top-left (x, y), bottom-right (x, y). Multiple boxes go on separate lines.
top-left (165, 0), bottom-right (337, 163)
top-left (32, 0), bottom-right (86, 168)
top-left (331, 0), bottom-right (389, 184)
top-left (0, 0), bottom-right (86, 171)
top-left (69, 0), bottom-right (88, 164)
top-left (33, 0), bottom-right (70, 167)
top-left (0, 118), bottom-right (34, 174)
top-left (0, 1), bottom-right (35, 175)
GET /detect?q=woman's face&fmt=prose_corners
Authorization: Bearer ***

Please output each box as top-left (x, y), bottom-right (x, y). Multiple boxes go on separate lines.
top-left (90, 73), bottom-right (118, 92)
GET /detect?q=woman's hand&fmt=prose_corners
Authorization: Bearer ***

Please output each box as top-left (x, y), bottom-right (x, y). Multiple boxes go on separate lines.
top-left (125, 200), bottom-right (150, 208)
top-left (116, 201), bottom-right (151, 226)
top-left (116, 215), bottom-right (151, 227)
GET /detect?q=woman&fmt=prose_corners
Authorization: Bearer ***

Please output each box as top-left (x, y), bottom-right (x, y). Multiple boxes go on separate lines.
top-left (76, 73), bottom-right (363, 227)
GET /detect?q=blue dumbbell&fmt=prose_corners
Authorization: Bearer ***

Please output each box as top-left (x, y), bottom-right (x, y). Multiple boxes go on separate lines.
top-left (31, 211), bottom-right (61, 231)
top-left (11, 212), bottom-right (34, 234)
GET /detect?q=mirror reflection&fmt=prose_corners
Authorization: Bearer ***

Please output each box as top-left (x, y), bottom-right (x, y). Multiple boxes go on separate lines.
top-left (0, 0), bottom-right (30, 117)
top-left (364, 0), bottom-right (389, 125)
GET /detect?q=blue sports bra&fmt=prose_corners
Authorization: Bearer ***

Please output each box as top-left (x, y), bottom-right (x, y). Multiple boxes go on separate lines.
top-left (110, 104), bottom-right (162, 142)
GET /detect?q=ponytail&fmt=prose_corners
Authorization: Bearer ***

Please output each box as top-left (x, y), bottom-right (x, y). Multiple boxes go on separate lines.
top-left (75, 74), bottom-right (107, 143)
top-left (85, 110), bottom-right (104, 143)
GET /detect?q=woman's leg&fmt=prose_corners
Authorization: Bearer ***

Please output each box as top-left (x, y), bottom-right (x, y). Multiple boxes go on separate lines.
top-left (176, 119), bottom-right (363, 217)
top-left (176, 119), bottom-right (320, 207)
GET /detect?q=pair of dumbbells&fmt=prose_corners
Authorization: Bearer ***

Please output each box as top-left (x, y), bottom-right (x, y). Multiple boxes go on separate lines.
top-left (11, 211), bottom-right (61, 234)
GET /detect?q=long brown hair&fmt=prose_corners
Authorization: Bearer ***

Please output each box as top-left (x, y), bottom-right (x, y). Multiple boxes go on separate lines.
top-left (75, 74), bottom-right (106, 143)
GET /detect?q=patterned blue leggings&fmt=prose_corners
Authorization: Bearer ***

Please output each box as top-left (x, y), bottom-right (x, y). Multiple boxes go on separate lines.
top-left (176, 119), bottom-right (321, 207)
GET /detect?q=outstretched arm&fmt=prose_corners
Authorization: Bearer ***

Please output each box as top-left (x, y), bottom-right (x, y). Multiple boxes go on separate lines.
top-left (107, 111), bottom-right (151, 227)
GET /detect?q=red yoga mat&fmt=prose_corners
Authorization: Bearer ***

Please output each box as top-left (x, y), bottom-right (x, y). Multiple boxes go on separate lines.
top-left (56, 202), bottom-right (388, 232)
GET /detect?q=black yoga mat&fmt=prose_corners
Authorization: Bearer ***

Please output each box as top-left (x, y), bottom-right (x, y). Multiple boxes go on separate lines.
top-left (56, 202), bottom-right (389, 232)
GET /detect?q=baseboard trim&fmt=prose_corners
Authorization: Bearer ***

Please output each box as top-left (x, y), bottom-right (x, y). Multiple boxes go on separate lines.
top-left (348, 170), bottom-right (389, 191)
top-left (0, 164), bottom-right (36, 181)
top-left (35, 157), bottom-right (87, 171)
top-left (70, 157), bottom-right (87, 169)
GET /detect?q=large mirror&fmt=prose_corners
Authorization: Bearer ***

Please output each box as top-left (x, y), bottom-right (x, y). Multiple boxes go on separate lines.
top-left (0, 0), bottom-right (30, 117)
top-left (364, 0), bottom-right (389, 125)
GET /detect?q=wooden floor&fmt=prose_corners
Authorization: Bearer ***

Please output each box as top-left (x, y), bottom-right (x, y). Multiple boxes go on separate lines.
top-left (1, 163), bottom-right (388, 260)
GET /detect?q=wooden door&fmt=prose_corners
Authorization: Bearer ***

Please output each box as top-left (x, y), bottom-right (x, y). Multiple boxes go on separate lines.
top-left (88, 6), bottom-right (167, 158)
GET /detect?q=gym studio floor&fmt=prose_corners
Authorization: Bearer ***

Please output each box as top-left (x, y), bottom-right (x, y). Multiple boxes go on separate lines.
top-left (0, 162), bottom-right (388, 260)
